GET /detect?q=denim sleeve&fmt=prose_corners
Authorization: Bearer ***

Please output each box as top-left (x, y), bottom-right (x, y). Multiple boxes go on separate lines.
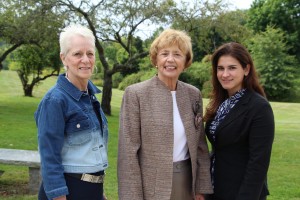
top-left (36, 96), bottom-right (69, 199)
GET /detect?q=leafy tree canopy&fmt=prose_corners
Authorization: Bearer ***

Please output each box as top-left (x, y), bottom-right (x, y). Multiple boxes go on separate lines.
top-left (247, 26), bottom-right (299, 101)
top-left (247, 0), bottom-right (300, 61)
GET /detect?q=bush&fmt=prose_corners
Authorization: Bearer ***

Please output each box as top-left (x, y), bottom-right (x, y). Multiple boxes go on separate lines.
top-left (118, 69), bottom-right (156, 90)
top-left (201, 80), bottom-right (213, 98)
top-left (92, 78), bottom-right (103, 87)
top-left (112, 72), bottom-right (124, 88)
top-left (118, 73), bottom-right (144, 90)
top-left (179, 56), bottom-right (211, 91)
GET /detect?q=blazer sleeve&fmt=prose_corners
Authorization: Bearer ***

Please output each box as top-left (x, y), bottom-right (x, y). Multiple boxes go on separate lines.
top-left (117, 86), bottom-right (144, 200)
top-left (236, 99), bottom-right (275, 200)
top-left (195, 93), bottom-right (214, 194)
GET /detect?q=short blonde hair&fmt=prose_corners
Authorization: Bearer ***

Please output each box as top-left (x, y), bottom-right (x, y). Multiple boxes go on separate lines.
top-left (149, 29), bottom-right (193, 68)
top-left (59, 24), bottom-right (95, 55)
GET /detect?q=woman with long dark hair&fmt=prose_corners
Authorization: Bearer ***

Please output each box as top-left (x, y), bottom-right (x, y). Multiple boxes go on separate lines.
top-left (204, 42), bottom-right (274, 200)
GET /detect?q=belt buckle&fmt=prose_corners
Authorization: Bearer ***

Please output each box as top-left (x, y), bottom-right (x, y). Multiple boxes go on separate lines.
top-left (81, 174), bottom-right (104, 183)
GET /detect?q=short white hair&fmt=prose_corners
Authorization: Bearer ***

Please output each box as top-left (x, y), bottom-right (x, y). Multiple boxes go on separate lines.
top-left (59, 24), bottom-right (95, 55)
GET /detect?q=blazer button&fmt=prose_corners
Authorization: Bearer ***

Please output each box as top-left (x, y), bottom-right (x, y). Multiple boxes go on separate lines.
top-left (76, 123), bottom-right (80, 128)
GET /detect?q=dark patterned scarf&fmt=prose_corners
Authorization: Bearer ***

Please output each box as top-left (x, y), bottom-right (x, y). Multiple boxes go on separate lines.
top-left (208, 88), bottom-right (246, 187)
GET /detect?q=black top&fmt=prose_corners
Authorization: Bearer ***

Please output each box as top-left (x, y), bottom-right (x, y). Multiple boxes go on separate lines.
top-left (205, 91), bottom-right (275, 200)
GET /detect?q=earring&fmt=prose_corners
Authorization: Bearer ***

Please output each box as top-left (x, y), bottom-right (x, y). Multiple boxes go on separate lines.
top-left (92, 66), bottom-right (98, 75)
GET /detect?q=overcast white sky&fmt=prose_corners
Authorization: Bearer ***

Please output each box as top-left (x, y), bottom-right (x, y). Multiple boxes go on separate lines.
top-left (227, 0), bottom-right (254, 10)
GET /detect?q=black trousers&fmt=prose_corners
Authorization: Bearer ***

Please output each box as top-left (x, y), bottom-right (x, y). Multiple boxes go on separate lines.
top-left (38, 173), bottom-right (104, 200)
top-left (205, 194), bottom-right (267, 200)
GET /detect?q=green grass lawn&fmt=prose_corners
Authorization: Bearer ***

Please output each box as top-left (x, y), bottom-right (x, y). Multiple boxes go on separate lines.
top-left (0, 70), bottom-right (300, 200)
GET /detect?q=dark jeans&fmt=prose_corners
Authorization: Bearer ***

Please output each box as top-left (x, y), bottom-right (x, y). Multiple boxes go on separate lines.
top-left (205, 194), bottom-right (267, 200)
top-left (38, 173), bottom-right (104, 200)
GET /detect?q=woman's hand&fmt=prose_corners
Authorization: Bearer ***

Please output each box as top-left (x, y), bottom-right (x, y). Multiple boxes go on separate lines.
top-left (53, 196), bottom-right (67, 200)
top-left (103, 193), bottom-right (108, 200)
top-left (195, 194), bottom-right (205, 200)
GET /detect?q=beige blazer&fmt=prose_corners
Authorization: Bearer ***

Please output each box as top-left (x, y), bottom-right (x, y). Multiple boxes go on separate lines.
top-left (117, 76), bottom-right (213, 199)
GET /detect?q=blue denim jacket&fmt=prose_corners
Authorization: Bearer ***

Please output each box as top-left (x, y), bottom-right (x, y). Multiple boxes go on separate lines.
top-left (35, 74), bottom-right (108, 199)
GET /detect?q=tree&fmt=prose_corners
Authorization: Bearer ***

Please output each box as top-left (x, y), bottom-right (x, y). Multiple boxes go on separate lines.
top-left (247, 26), bottom-right (299, 101)
top-left (247, 0), bottom-right (300, 62)
top-left (0, 1), bottom-right (28, 71)
top-left (55, 0), bottom-right (175, 115)
top-left (0, 0), bottom-right (65, 95)
top-left (171, 0), bottom-right (253, 61)
top-left (0, 0), bottom-right (63, 71)
top-left (12, 43), bottom-right (61, 97)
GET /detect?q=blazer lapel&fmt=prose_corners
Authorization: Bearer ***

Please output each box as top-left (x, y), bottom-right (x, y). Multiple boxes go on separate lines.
top-left (215, 91), bottom-right (252, 133)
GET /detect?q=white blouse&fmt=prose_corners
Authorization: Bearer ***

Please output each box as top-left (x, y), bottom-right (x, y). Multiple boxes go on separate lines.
top-left (171, 91), bottom-right (190, 162)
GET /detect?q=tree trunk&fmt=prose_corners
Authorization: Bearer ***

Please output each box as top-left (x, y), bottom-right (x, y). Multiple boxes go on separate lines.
top-left (24, 84), bottom-right (33, 97)
top-left (101, 71), bottom-right (113, 115)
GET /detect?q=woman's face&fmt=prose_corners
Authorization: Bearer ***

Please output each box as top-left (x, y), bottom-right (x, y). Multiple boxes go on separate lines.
top-left (217, 55), bottom-right (249, 96)
top-left (60, 35), bottom-right (95, 81)
top-left (156, 45), bottom-right (186, 83)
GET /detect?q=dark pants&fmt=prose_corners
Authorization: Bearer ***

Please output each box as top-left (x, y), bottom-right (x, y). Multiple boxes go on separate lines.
top-left (205, 194), bottom-right (267, 200)
top-left (38, 173), bottom-right (104, 200)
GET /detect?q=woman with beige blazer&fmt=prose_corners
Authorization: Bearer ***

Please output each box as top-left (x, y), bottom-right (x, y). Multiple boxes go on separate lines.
top-left (118, 29), bottom-right (213, 200)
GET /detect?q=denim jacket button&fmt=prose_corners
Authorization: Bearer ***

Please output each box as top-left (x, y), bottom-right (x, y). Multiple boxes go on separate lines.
top-left (92, 147), bottom-right (98, 151)
top-left (76, 123), bottom-right (80, 128)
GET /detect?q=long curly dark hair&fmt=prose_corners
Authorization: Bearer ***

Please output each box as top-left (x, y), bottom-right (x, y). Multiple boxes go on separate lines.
top-left (204, 42), bottom-right (266, 122)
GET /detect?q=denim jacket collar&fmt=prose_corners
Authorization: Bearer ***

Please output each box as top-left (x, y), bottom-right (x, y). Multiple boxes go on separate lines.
top-left (57, 73), bottom-right (101, 101)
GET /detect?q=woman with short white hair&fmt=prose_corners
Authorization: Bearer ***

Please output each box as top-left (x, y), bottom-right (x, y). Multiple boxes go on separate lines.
top-left (35, 24), bottom-right (108, 200)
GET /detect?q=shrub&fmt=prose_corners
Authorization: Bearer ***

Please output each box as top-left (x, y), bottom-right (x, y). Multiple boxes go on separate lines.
top-left (118, 69), bottom-right (156, 90)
